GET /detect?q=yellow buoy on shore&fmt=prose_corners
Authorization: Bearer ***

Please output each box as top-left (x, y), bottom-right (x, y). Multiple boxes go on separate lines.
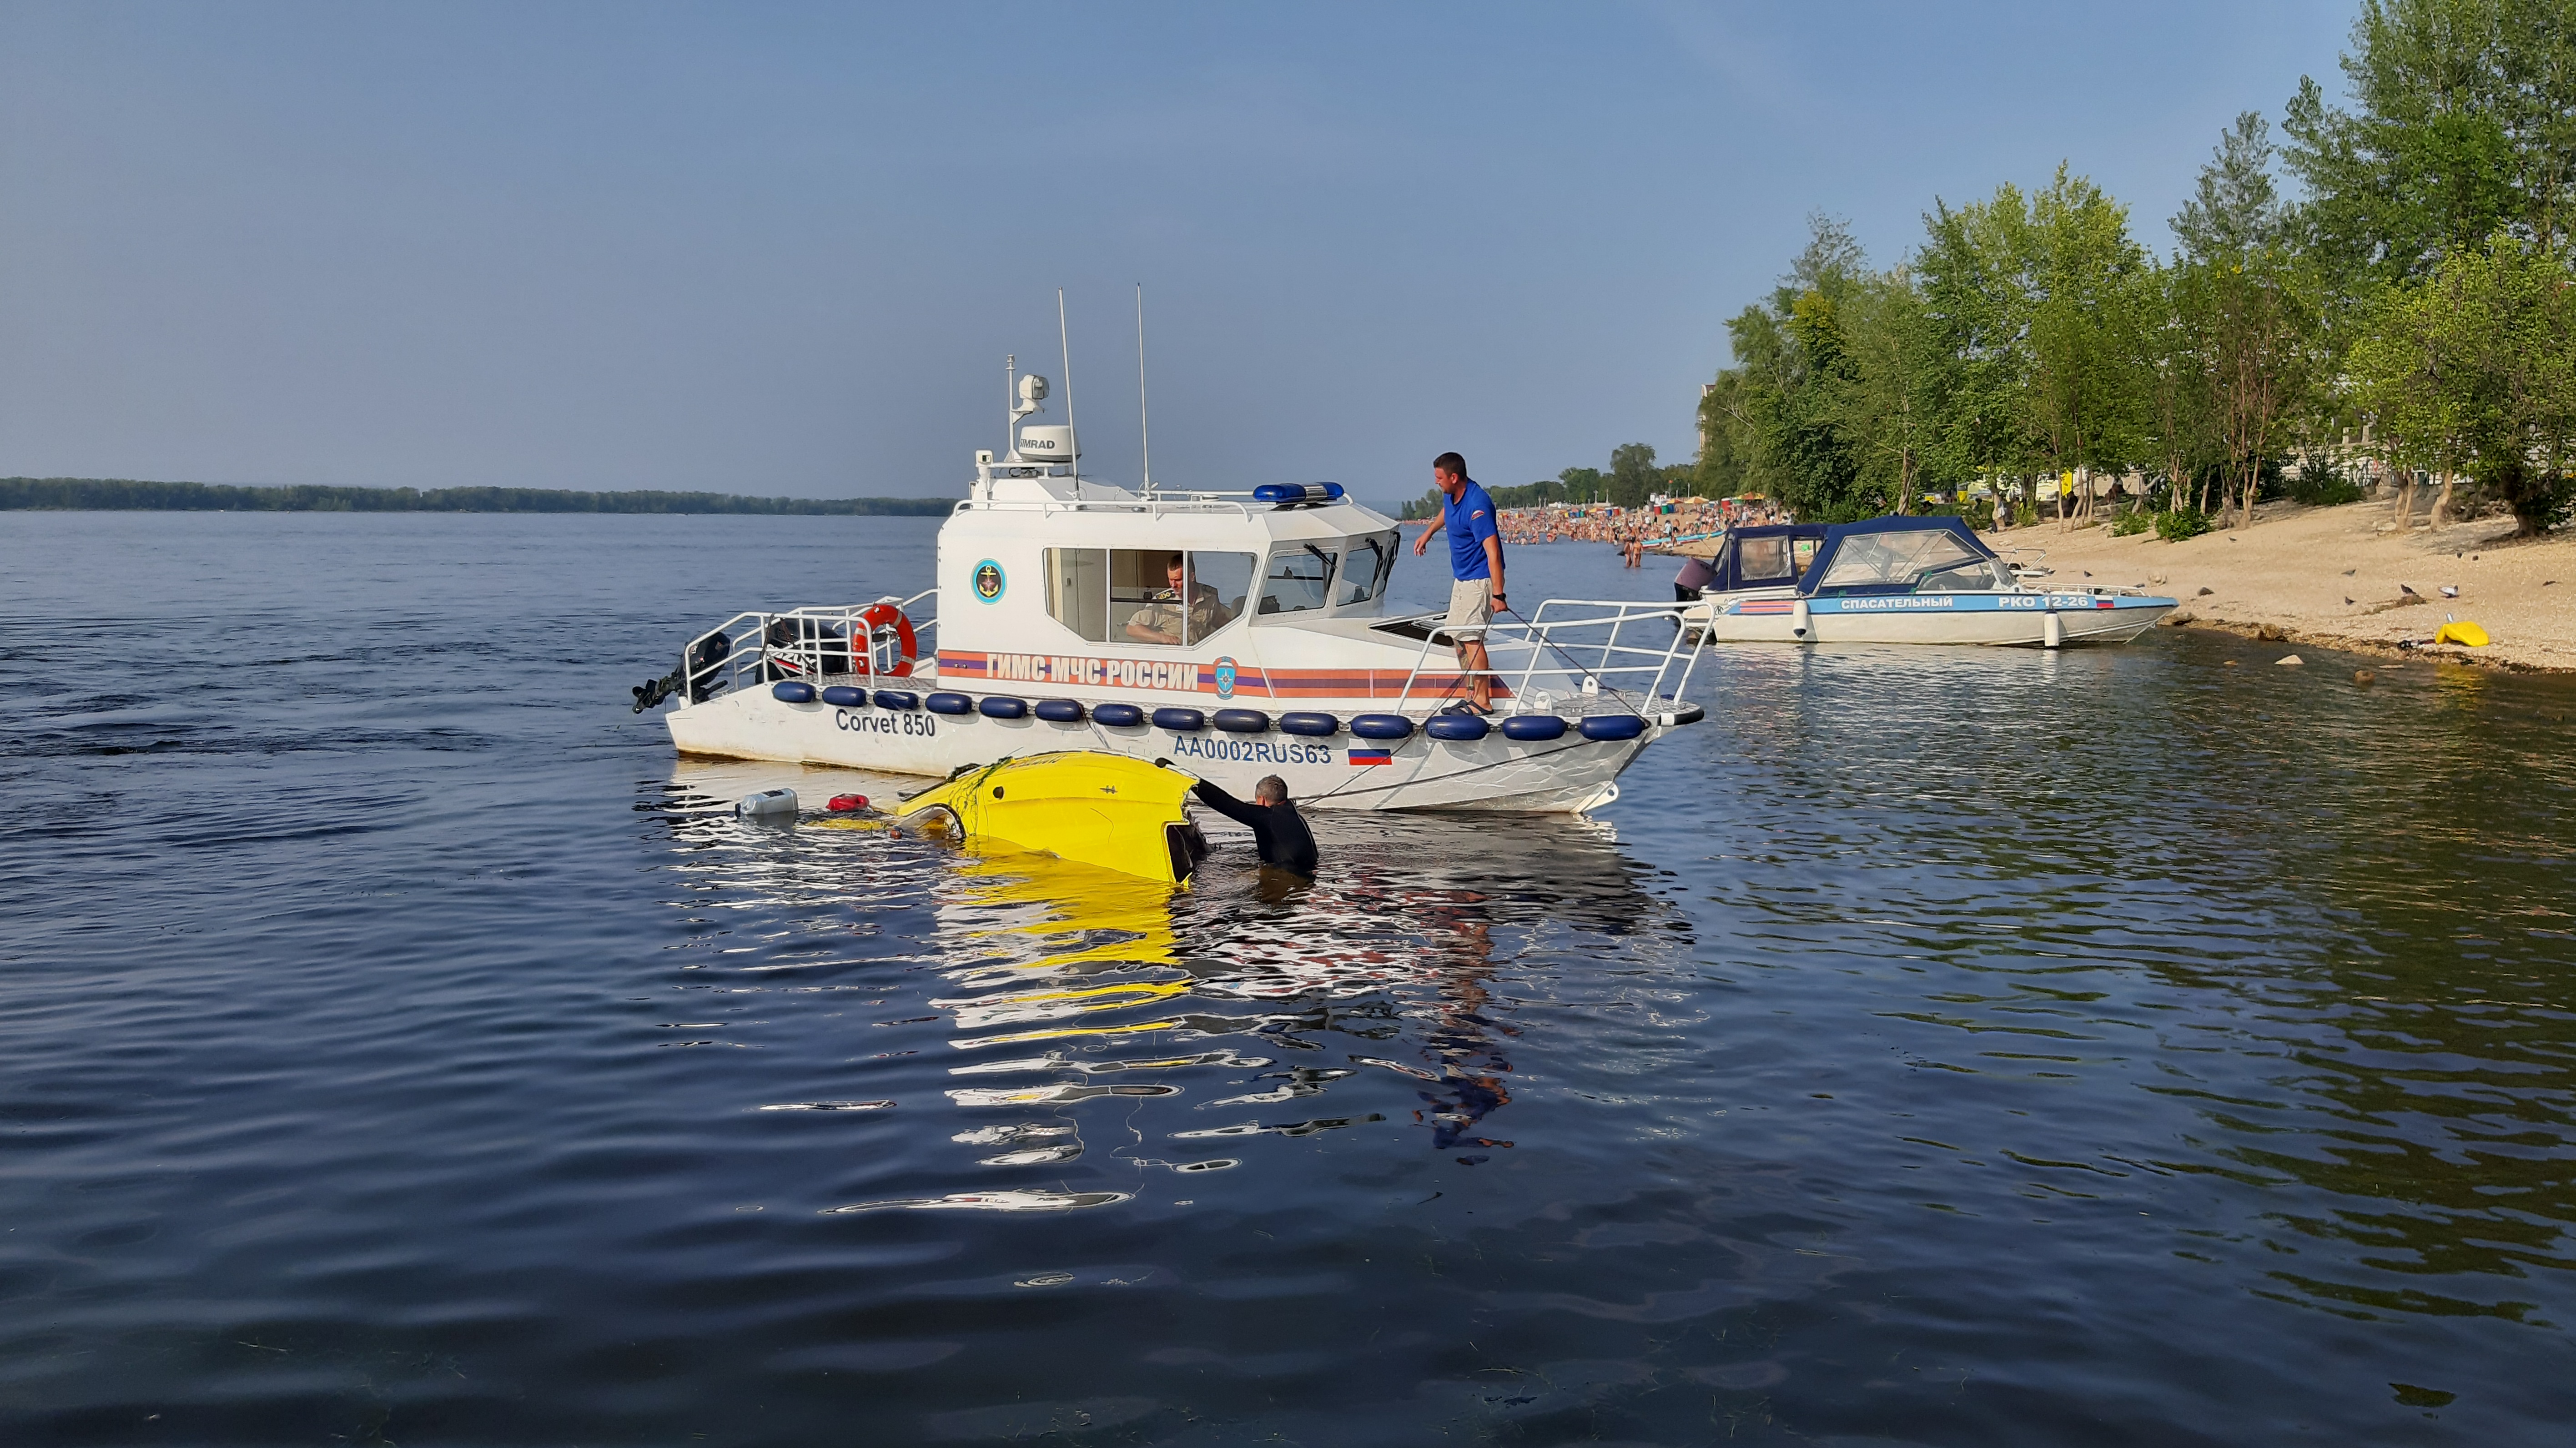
top-left (893, 752), bottom-right (1208, 884)
top-left (2433, 620), bottom-right (2491, 647)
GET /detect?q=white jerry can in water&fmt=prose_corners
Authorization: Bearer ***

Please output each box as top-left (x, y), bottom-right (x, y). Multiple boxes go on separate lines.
top-left (735, 788), bottom-right (798, 818)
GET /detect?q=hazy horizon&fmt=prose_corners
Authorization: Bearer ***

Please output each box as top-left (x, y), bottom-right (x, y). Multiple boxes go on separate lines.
top-left (3, 1), bottom-right (2351, 498)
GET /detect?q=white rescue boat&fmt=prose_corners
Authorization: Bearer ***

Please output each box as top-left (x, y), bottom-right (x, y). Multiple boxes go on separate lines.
top-left (636, 364), bottom-right (1706, 812)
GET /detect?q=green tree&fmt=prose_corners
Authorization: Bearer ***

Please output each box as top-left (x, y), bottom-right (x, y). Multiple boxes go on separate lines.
top-left (2140, 261), bottom-right (2222, 515)
top-left (1607, 443), bottom-right (1661, 508)
top-left (2285, 0), bottom-right (2576, 286)
top-left (1820, 267), bottom-right (1952, 513)
top-left (2349, 236), bottom-right (2576, 535)
top-left (2172, 115), bottom-right (2329, 526)
top-left (1693, 372), bottom-right (1762, 496)
top-left (2024, 167), bottom-right (2153, 520)
top-left (1919, 183), bottom-right (2043, 515)
top-left (1698, 216), bottom-right (1877, 519)
top-left (1558, 466), bottom-right (1606, 503)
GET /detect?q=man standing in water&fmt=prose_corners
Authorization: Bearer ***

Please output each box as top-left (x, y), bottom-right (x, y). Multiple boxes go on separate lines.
top-left (1410, 451), bottom-right (1505, 714)
top-left (1189, 774), bottom-right (1317, 877)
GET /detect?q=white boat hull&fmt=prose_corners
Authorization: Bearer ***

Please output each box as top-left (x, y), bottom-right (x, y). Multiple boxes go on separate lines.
top-left (665, 686), bottom-right (1654, 813)
top-left (1686, 591), bottom-right (2174, 646)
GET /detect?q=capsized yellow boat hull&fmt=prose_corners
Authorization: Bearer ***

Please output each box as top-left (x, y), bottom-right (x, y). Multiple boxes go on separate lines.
top-left (893, 752), bottom-right (1208, 883)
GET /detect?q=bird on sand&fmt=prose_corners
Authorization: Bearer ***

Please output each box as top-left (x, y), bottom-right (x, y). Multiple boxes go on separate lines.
top-left (2400, 583), bottom-right (2420, 596)
top-left (2341, 568), bottom-right (2357, 576)
top-left (2440, 584), bottom-right (2460, 598)
top-left (2344, 596), bottom-right (2355, 605)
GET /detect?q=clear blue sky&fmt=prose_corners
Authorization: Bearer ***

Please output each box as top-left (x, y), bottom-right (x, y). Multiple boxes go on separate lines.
top-left (1, 1), bottom-right (2355, 498)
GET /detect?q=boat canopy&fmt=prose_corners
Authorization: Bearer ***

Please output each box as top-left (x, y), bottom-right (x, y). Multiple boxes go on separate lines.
top-left (1796, 514), bottom-right (2007, 596)
top-left (1704, 523), bottom-right (1829, 592)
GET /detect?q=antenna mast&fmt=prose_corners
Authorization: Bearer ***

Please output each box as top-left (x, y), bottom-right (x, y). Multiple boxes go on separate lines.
top-left (1057, 289), bottom-right (1079, 490)
top-left (1135, 284), bottom-right (1153, 494)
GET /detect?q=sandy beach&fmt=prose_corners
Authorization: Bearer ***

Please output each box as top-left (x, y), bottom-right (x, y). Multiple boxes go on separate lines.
top-left (1985, 500), bottom-right (2574, 670)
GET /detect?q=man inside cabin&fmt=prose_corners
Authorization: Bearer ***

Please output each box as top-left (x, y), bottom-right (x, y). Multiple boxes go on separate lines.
top-left (1409, 451), bottom-right (1504, 714)
top-left (1190, 774), bottom-right (1318, 878)
top-left (1125, 552), bottom-right (1233, 645)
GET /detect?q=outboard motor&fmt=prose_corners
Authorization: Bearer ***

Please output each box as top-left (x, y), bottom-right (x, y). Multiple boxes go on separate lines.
top-left (630, 671), bottom-right (678, 714)
top-left (632, 632), bottom-right (725, 714)
top-left (685, 631), bottom-right (731, 703)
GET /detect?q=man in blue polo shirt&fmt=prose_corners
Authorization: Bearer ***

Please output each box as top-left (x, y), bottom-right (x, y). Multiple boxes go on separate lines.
top-left (1410, 450), bottom-right (1505, 714)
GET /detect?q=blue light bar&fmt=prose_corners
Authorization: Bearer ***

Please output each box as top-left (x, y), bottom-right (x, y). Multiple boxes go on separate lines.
top-left (1252, 483), bottom-right (1346, 506)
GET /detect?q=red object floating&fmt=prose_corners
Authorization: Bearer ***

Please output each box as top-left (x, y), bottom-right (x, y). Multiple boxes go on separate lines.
top-left (825, 794), bottom-right (869, 812)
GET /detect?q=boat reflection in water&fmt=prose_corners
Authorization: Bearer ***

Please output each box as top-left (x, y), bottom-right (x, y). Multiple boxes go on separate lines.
top-left (659, 758), bottom-right (1688, 1206)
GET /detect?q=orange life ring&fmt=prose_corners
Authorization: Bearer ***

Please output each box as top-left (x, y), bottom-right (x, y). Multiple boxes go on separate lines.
top-left (858, 603), bottom-right (919, 678)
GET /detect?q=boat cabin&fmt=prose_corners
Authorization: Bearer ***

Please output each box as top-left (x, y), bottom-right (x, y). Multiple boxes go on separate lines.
top-left (932, 454), bottom-right (1432, 701)
top-left (1793, 515), bottom-right (2014, 596)
top-left (1697, 523), bottom-right (1828, 594)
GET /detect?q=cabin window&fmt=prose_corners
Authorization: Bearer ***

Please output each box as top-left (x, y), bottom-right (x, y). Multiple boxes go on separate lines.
top-left (1816, 530), bottom-right (1984, 591)
top-left (1333, 531), bottom-right (1397, 608)
top-left (1047, 549), bottom-right (1252, 647)
top-left (1256, 544), bottom-right (1338, 618)
top-left (1733, 535), bottom-right (1821, 582)
top-left (1736, 536), bottom-right (1795, 581)
top-left (1045, 548), bottom-right (1110, 642)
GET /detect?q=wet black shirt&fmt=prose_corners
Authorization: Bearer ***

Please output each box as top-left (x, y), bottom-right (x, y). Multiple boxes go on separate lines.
top-left (1189, 780), bottom-right (1318, 877)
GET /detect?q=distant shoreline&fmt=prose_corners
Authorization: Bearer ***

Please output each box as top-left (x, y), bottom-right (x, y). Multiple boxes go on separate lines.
top-left (0, 477), bottom-right (952, 516)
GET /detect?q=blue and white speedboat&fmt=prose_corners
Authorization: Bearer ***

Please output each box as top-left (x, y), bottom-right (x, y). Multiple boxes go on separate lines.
top-left (1681, 515), bottom-right (2176, 648)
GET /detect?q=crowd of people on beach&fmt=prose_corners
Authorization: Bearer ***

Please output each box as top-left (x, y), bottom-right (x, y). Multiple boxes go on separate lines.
top-left (1495, 494), bottom-right (1791, 561)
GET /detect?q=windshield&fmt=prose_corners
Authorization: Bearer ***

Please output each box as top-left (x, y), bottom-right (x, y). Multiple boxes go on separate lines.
top-left (1334, 532), bottom-right (1397, 608)
top-left (1917, 557), bottom-right (2014, 591)
top-left (1815, 529), bottom-right (1993, 592)
top-left (1257, 544), bottom-right (1338, 617)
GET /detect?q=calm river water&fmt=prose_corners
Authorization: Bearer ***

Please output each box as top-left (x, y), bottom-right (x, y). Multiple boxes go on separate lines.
top-left (3, 511), bottom-right (2573, 1445)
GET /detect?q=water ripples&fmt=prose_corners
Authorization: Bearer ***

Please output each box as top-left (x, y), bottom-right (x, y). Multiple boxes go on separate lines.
top-left (5, 513), bottom-right (2575, 1443)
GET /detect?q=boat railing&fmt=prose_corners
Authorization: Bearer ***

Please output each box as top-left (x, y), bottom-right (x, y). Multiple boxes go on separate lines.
top-left (680, 588), bottom-right (940, 702)
top-left (955, 492), bottom-right (1258, 521)
top-left (1996, 545), bottom-right (2053, 582)
top-left (1389, 598), bottom-right (1705, 717)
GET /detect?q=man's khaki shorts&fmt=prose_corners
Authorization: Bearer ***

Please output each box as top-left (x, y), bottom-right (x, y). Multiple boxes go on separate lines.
top-left (1445, 578), bottom-right (1493, 642)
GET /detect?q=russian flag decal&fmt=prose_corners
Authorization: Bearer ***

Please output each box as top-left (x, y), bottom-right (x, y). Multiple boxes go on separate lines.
top-left (1348, 747), bottom-right (1393, 766)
